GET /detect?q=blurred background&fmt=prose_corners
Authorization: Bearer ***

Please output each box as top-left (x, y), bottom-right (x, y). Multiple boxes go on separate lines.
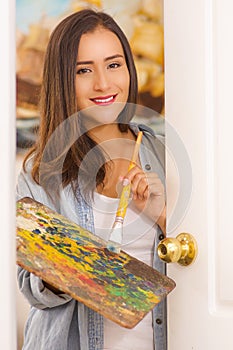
top-left (16, 0), bottom-right (164, 151)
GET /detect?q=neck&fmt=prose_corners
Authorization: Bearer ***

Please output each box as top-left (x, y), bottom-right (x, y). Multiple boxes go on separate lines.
top-left (87, 123), bottom-right (136, 163)
top-left (87, 123), bottom-right (127, 143)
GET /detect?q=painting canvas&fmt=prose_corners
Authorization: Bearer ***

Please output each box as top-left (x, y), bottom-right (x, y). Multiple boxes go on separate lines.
top-left (16, 197), bottom-right (175, 329)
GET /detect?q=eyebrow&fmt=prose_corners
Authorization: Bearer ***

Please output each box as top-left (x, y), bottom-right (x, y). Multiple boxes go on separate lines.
top-left (76, 54), bottom-right (124, 65)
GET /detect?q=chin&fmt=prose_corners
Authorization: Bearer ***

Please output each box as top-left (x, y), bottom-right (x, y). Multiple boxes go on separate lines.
top-left (79, 103), bottom-right (126, 129)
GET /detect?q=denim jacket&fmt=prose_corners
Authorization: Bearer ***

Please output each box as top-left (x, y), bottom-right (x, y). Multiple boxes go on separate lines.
top-left (17, 123), bottom-right (167, 350)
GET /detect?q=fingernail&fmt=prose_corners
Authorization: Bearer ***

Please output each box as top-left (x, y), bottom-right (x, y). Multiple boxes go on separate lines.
top-left (122, 178), bottom-right (130, 186)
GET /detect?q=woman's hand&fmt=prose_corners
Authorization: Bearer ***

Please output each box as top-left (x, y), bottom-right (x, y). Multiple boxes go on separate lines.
top-left (122, 165), bottom-right (166, 233)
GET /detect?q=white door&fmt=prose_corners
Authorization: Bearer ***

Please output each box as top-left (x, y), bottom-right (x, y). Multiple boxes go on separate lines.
top-left (164, 0), bottom-right (233, 349)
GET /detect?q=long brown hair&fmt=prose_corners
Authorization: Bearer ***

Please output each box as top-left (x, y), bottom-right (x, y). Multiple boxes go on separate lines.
top-left (24, 9), bottom-right (138, 200)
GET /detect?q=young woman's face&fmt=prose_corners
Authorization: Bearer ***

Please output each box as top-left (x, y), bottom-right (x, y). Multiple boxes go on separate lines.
top-left (75, 27), bottom-right (130, 126)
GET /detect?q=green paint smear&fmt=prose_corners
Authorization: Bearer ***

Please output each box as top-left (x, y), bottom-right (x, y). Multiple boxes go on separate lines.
top-left (106, 284), bottom-right (152, 311)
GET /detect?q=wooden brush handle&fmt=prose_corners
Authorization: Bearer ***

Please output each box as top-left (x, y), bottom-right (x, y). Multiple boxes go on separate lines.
top-left (116, 131), bottom-right (143, 219)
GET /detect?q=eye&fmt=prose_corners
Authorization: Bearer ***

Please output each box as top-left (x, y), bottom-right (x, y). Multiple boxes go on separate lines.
top-left (108, 62), bottom-right (121, 69)
top-left (76, 67), bottom-right (92, 75)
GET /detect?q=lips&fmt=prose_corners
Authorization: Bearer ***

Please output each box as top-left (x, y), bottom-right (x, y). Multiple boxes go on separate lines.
top-left (90, 94), bottom-right (117, 106)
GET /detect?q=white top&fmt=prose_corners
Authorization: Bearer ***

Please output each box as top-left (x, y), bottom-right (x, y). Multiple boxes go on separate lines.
top-left (93, 192), bottom-right (157, 350)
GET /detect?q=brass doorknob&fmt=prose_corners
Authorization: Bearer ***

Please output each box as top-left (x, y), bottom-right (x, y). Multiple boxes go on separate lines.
top-left (157, 233), bottom-right (197, 266)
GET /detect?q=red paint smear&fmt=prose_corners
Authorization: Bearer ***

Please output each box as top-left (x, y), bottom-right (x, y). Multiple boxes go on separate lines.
top-left (78, 274), bottom-right (104, 292)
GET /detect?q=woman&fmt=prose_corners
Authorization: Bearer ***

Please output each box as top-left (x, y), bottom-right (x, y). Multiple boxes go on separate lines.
top-left (17, 9), bottom-right (167, 350)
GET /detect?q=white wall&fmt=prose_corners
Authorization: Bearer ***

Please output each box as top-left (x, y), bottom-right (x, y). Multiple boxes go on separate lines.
top-left (0, 0), bottom-right (17, 349)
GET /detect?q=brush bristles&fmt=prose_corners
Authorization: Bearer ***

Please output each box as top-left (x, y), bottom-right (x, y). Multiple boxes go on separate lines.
top-left (106, 241), bottom-right (121, 254)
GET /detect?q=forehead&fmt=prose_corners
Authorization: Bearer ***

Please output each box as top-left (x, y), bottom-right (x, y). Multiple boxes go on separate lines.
top-left (77, 28), bottom-right (125, 60)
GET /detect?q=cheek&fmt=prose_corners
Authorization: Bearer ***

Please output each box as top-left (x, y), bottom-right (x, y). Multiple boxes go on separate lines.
top-left (75, 80), bottom-right (80, 99)
top-left (118, 70), bottom-right (130, 96)
top-left (124, 71), bottom-right (130, 95)
top-left (75, 79), bottom-right (89, 105)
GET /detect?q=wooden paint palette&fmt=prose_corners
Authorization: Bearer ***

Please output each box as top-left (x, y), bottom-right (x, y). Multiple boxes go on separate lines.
top-left (16, 197), bottom-right (175, 329)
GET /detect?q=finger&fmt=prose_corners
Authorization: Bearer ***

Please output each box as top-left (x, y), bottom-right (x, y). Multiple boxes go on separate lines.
top-left (120, 165), bottom-right (144, 190)
top-left (131, 173), bottom-right (162, 194)
top-left (131, 172), bottom-right (148, 199)
top-left (124, 164), bottom-right (144, 181)
top-left (122, 168), bottom-right (163, 199)
top-left (146, 178), bottom-right (165, 196)
top-left (135, 175), bottom-right (149, 200)
top-left (135, 176), bottom-right (164, 200)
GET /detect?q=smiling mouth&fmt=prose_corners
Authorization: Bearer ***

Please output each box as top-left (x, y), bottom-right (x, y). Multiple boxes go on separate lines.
top-left (90, 94), bottom-right (117, 105)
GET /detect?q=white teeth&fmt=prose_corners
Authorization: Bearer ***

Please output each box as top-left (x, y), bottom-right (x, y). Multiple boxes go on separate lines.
top-left (94, 96), bottom-right (114, 103)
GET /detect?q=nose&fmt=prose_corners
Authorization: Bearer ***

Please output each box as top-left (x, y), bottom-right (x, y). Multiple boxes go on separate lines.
top-left (93, 69), bottom-right (111, 92)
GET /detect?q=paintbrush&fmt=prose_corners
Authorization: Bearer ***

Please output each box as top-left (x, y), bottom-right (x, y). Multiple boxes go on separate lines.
top-left (106, 131), bottom-right (143, 253)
